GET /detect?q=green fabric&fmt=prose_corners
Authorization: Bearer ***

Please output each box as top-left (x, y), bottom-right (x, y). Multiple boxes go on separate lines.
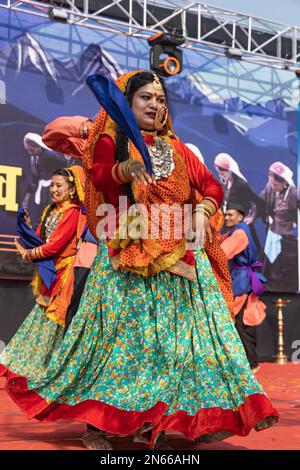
top-left (22, 243), bottom-right (265, 415)
top-left (0, 304), bottom-right (63, 377)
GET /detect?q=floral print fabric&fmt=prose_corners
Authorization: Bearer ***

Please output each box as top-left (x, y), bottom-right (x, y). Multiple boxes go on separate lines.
top-left (23, 243), bottom-right (267, 417)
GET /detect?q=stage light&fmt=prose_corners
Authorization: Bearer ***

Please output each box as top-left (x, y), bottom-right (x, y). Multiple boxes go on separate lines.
top-left (48, 7), bottom-right (69, 23)
top-left (161, 57), bottom-right (181, 75)
top-left (148, 32), bottom-right (185, 76)
top-left (226, 47), bottom-right (243, 59)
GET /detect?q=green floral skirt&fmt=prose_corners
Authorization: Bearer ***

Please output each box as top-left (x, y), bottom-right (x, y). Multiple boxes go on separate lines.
top-left (1, 243), bottom-right (278, 446)
top-left (0, 303), bottom-right (63, 377)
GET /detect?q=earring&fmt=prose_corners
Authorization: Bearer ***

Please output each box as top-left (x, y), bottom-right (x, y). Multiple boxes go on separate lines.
top-left (154, 105), bottom-right (168, 131)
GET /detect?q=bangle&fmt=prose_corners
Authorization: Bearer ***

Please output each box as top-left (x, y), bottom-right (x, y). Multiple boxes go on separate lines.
top-left (30, 247), bottom-right (42, 260)
top-left (194, 205), bottom-right (211, 215)
top-left (112, 164), bottom-right (126, 184)
top-left (202, 198), bottom-right (218, 214)
top-left (118, 160), bottom-right (134, 182)
top-left (194, 203), bottom-right (215, 219)
top-left (203, 201), bottom-right (216, 215)
top-left (195, 209), bottom-right (211, 219)
top-left (198, 200), bottom-right (216, 216)
top-left (37, 246), bottom-right (44, 258)
top-left (80, 120), bottom-right (91, 139)
top-left (120, 160), bottom-right (132, 181)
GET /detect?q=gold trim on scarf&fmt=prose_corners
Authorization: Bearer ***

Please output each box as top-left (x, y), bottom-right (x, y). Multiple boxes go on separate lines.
top-left (110, 239), bottom-right (187, 278)
top-left (43, 254), bottom-right (76, 326)
top-left (36, 294), bottom-right (53, 308)
top-left (166, 259), bottom-right (196, 281)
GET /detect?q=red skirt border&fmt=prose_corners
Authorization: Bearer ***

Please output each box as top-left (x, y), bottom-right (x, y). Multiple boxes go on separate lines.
top-left (0, 364), bottom-right (279, 447)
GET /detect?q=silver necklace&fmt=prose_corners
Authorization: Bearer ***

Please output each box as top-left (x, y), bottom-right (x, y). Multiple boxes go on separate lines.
top-left (44, 207), bottom-right (63, 242)
top-left (148, 137), bottom-right (174, 180)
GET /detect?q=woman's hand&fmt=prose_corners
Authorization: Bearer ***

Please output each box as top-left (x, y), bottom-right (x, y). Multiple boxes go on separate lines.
top-left (120, 160), bottom-right (156, 186)
top-left (130, 161), bottom-right (155, 185)
top-left (23, 210), bottom-right (32, 229)
top-left (14, 239), bottom-right (32, 262)
top-left (189, 212), bottom-right (213, 247)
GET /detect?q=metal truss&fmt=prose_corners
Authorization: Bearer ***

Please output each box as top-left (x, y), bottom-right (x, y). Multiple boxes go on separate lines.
top-left (1, 0), bottom-right (300, 70)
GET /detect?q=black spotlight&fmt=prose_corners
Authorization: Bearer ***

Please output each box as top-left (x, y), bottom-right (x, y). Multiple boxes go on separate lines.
top-left (148, 32), bottom-right (185, 76)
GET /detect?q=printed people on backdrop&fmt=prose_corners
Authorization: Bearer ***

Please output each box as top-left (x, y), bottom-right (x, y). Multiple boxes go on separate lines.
top-left (214, 152), bottom-right (262, 219)
top-left (185, 143), bottom-right (205, 164)
top-left (260, 161), bottom-right (299, 291)
top-left (214, 152), bottom-right (264, 250)
top-left (22, 133), bottom-right (70, 226)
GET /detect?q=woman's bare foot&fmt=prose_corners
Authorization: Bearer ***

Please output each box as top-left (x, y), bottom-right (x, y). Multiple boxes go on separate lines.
top-left (154, 432), bottom-right (173, 450)
top-left (82, 429), bottom-right (113, 450)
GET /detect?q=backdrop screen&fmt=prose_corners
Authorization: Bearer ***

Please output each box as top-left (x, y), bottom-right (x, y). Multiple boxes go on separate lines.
top-left (0, 9), bottom-right (298, 291)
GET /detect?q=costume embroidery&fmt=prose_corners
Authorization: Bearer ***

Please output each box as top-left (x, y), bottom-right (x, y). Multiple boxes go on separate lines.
top-left (148, 136), bottom-right (174, 180)
top-left (44, 201), bottom-right (72, 242)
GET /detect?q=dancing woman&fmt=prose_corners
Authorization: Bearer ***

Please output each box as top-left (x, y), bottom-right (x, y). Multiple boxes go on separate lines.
top-left (1, 72), bottom-right (278, 449)
top-left (0, 166), bottom-right (85, 377)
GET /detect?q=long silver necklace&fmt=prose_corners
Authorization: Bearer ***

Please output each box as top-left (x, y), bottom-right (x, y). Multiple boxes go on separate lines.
top-left (44, 207), bottom-right (64, 242)
top-left (148, 137), bottom-right (174, 180)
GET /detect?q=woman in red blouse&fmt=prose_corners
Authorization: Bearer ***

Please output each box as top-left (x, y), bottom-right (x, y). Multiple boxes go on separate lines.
top-left (0, 166), bottom-right (86, 378)
top-left (1, 72), bottom-right (278, 451)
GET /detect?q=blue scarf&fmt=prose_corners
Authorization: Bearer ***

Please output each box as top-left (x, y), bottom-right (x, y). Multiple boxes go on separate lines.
top-left (16, 209), bottom-right (56, 289)
top-left (86, 73), bottom-right (153, 174)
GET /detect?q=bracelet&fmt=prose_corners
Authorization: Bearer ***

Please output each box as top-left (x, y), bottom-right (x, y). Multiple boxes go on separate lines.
top-left (202, 198), bottom-right (218, 213)
top-left (194, 205), bottom-right (213, 217)
top-left (30, 247), bottom-right (43, 260)
top-left (37, 246), bottom-right (44, 258)
top-left (194, 202), bottom-right (216, 219)
top-left (80, 120), bottom-right (92, 139)
top-left (197, 200), bottom-right (217, 216)
top-left (112, 164), bottom-right (126, 184)
top-left (30, 248), bottom-right (37, 260)
top-left (195, 208), bottom-right (211, 219)
top-left (118, 160), bottom-right (134, 182)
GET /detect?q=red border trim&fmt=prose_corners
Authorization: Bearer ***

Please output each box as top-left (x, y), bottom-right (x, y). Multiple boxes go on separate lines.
top-left (0, 364), bottom-right (279, 447)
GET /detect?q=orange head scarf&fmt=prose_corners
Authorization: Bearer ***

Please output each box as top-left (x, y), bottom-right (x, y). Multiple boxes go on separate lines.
top-left (67, 165), bottom-right (85, 204)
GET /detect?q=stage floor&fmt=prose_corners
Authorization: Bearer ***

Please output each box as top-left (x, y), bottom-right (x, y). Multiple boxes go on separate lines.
top-left (1, 363), bottom-right (300, 450)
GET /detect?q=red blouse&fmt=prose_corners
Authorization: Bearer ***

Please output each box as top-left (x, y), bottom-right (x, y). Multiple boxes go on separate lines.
top-left (91, 135), bottom-right (223, 208)
top-left (36, 207), bottom-right (80, 259)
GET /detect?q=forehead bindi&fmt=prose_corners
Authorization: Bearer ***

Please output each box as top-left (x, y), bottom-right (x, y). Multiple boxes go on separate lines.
top-left (137, 83), bottom-right (165, 99)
